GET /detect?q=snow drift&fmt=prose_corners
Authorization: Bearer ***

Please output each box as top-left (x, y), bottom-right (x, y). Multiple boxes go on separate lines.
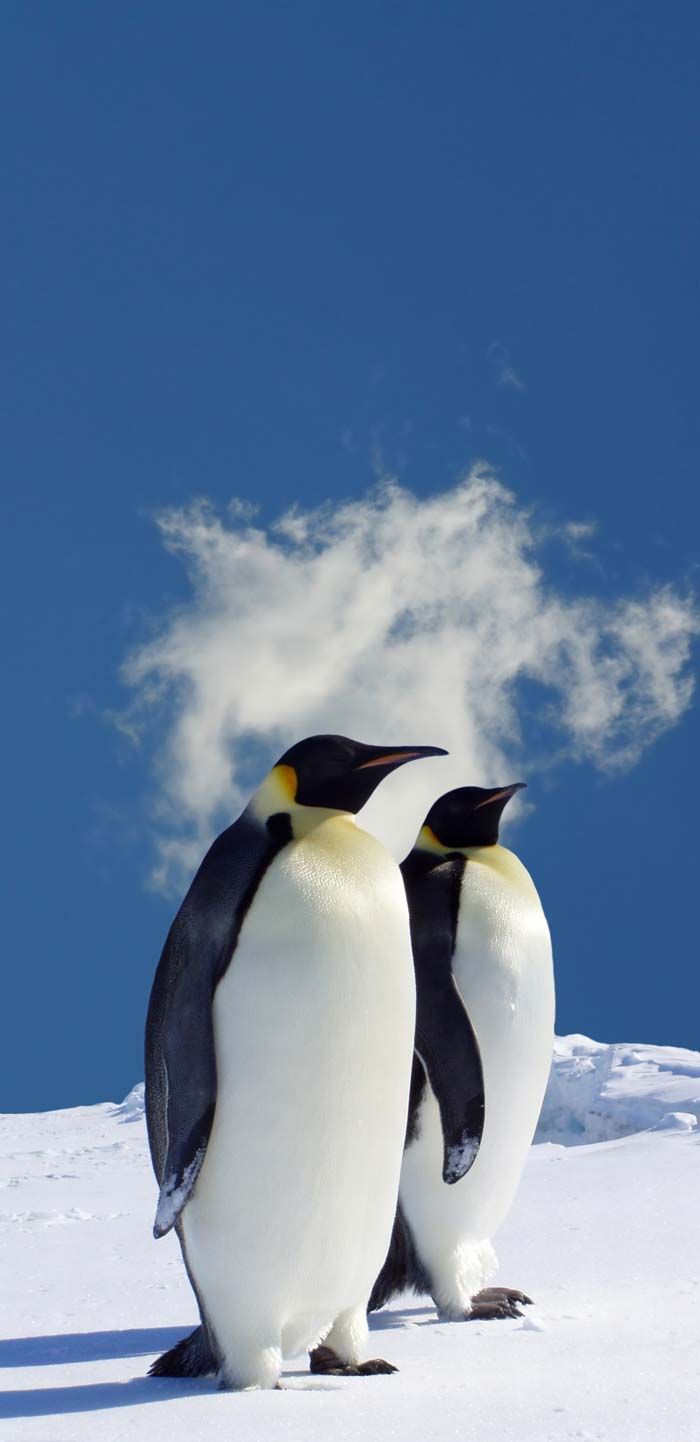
top-left (536, 1034), bottom-right (700, 1144)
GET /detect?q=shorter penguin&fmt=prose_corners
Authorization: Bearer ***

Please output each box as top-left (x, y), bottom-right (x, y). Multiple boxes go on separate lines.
top-left (369, 784), bottom-right (554, 1321)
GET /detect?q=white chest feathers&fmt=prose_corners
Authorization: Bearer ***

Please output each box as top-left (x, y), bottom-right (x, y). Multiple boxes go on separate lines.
top-left (400, 844), bottom-right (554, 1263)
top-left (182, 815), bottom-right (417, 1372)
top-left (452, 845), bottom-right (554, 1154)
top-left (455, 843), bottom-right (554, 1023)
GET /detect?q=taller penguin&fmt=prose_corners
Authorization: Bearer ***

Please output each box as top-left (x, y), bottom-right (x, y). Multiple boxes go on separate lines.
top-left (145, 733), bottom-right (445, 1389)
top-left (369, 784), bottom-right (555, 1321)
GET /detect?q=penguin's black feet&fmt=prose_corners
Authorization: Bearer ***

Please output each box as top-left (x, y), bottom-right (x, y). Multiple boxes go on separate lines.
top-left (467, 1287), bottom-right (533, 1320)
top-left (309, 1345), bottom-right (398, 1376)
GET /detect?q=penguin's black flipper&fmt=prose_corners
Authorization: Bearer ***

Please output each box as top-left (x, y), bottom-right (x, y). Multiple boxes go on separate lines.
top-left (402, 853), bottom-right (485, 1184)
top-left (145, 811), bottom-right (290, 1238)
top-left (415, 975), bottom-right (485, 1184)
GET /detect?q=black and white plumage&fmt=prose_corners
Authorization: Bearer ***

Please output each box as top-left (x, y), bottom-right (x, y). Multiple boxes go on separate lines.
top-left (145, 733), bottom-right (446, 1388)
top-left (146, 810), bottom-right (287, 1242)
top-left (370, 784), bottom-right (554, 1322)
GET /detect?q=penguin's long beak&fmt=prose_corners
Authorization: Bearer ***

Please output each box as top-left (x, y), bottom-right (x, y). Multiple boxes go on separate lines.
top-left (473, 782), bottom-right (526, 808)
top-left (356, 745), bottom-right (448, 771)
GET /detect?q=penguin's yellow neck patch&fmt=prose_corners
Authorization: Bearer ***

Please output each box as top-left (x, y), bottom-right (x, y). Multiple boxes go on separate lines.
top-left (250, 764), bottom-right (355, 839)
top-left (415, 828), bottom-right (509, 866)
top-left (464, 842), bottom-right (514, 870)
top-left (463, 843), bottom-right (539, 899)
top-left (417, 825), bottom-right (449, 855)
top-left (414, 830), bottom-right (539, 899)
top-left (273, 764), bottom-right (298, 803)
top-left (250, 764), bottom-right (297, 818)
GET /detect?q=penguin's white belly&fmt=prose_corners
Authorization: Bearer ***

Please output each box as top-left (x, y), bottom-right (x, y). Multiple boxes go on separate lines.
top-left (400, 846), bottom-right (554, 1292)
top-left (182, 817), bottom-right (416, 1367)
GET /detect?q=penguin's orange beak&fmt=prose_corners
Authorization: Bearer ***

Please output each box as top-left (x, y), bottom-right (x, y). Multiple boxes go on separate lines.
top-left (473, 783), bottom-right (526, 808)
top-left (357, 749), bottom-right (434, 770)
top-left (356, 745), bottom-right (447, 771)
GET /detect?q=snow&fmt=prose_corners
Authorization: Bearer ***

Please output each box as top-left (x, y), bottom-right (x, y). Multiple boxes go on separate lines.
top-left (537, 1034), bottom-right (700, 1144)
top-left (1, 1036), bottom-right (699, 1441)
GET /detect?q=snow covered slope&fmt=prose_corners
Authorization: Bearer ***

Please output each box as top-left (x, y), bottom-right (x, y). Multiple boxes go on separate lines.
top-left (1, 1038), bottom-right (698, 1442)
top-left (537, 1034), bottom-right (700, 1144)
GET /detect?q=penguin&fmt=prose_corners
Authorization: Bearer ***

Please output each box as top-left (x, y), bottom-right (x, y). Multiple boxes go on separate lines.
top-left (145, 733), bottom-right (446, 1389)
top-left (369, 783), bottom-right (555, 1322)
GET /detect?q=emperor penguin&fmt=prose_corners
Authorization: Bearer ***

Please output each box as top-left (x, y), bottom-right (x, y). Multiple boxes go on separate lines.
top-left (145, 733), bottom-right (446, 1389)
top-left (369, 783), bottom-right (554, 1322)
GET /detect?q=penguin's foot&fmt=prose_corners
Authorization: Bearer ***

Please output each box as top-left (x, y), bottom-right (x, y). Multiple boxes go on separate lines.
top-left (309, 1345), bottom-right (398, 1377)
top-left (467, 1287), bottom-right (533, 1320)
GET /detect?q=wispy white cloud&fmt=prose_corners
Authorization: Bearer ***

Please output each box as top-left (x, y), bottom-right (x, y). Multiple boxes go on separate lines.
top-left (488, 340), bottom-right (525, 390)
top-left (499, 364), bottom-right (525, 390)
top-left (122, 468), bottom-right (698, 889)
top-left (559, 518), bottom-right (599, 563)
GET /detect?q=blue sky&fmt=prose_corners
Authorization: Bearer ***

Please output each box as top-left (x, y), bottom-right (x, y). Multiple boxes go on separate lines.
top-left (2, 2), bottom-right (699, 1112)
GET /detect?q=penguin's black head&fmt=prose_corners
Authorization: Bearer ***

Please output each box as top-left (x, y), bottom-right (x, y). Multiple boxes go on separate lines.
top-left (421, 783), bottom-right (526, 850)
top-left (275, 734), bottom-right (448, 815)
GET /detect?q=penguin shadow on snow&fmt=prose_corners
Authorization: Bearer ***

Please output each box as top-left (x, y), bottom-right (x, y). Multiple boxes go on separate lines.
top-left (368, 1304), bottom-right (439, 1331)
top-left (0, 1327), bottom-right (364, 1415)
top-left (0, 1326), bottom-right (189, 1369)
top-left (0, 1326), bottom-right (217, 1419)
top-left (0, 1375), bottom-right (217, 1420)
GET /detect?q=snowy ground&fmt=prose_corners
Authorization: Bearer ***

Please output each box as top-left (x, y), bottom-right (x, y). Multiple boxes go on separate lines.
top-left (1, 1036), bottom-right (698, 1442)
